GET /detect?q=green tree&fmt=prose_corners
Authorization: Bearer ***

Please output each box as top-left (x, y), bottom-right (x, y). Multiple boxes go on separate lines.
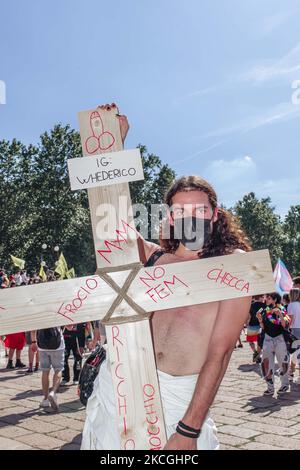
top-left (129, 145), bottom-right (176, 241)
top-left (232, 192), bottom-right (284, 266)
top-left (27, 124), bottom-right (94, 275)
top-left (282, 205), bottom-right (300, 276)
top-left (0, 130), bottom-right (176, 275)
top-left (0, 139), bottom-right (37, 268)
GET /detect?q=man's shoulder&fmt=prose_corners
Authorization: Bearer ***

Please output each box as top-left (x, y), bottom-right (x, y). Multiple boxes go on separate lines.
top-left (144, 249), bottom-right (166, 267)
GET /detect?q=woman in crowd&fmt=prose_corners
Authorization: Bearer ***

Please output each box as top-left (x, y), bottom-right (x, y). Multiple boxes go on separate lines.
top-left (257, 292), bottom-right (291, 396)
top-left (287, 288), bottom-right (300, 384)
top-left (5, 332), bottom-right (27, 369)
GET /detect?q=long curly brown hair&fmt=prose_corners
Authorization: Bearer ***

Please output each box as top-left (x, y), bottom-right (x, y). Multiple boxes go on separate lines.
top-left (160, 176), bottom-right (251, 257)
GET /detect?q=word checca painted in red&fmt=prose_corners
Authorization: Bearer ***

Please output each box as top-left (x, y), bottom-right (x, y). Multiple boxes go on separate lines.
top-left (111, 326), bottom-right (163, 450)
top-left (207, 268), bottom-right (250, 293)
top-left (56, 277), bottom-right (100, 322)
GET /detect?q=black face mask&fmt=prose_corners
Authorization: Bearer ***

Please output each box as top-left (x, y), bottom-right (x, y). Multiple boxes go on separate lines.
top-left (173, 216), bottom-right (213, 251)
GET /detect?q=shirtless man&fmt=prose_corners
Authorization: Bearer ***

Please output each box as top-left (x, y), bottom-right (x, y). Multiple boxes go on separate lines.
top-left (81, 109), bottom-right (252, 450)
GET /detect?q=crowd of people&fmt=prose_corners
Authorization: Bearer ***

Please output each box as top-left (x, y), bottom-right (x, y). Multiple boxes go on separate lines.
top-left (0, 266), bottom-right (106, 412)
top-left (1, 264), bottom-right (300, 411)
top-left (244, 276), bottom-right (300, 397)
top-left (1, 319), bottom-right (104, 411)
top-left (0, 267), bottom-right (57, 288)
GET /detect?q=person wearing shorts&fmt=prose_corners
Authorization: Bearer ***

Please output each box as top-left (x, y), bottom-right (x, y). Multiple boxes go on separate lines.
top-left (31, 328), bottom-right (65, 412)
top-left (247, 295), bottom-right (265, 363)
top-left (5, 332), bottom-right (26, 369)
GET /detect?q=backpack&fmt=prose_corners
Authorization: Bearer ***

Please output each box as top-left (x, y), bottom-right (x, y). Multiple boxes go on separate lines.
top-left (78, 345), bottom-right (106, 406)
top-left (282, 328), bottom-right (300, 354)
top-left (37, 327), bottom-right (61, 350)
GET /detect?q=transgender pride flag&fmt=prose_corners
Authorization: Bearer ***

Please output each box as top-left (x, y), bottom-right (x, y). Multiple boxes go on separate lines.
top-left (273, 259), bottom-right (293, 295)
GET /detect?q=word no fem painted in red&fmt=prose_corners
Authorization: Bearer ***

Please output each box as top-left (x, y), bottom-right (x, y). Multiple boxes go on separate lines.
top-left (139, 266), bottom-right (189, 303)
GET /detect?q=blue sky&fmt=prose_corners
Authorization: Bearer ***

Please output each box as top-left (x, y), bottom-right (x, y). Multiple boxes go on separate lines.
top-left (1, 0), bottom-right (300, 217)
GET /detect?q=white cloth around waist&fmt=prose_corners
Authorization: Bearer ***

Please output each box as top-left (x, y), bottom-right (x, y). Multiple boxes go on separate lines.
top-left (81, 355), bottom-right (219, 450)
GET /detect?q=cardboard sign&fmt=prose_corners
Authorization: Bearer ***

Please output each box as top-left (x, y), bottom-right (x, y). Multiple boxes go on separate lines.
top-left (67, 149), bottom-right (144, 190)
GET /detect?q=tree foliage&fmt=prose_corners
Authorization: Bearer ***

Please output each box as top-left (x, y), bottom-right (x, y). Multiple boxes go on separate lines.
top-left (0, 127), bottom-right (175, 275)
top-left (1, 127), bottom-right (298, 277)
top-left (232, 194), bottom-right (300, 277)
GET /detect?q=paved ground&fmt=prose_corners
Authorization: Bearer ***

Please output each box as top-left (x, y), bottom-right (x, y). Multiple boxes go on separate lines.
top-left (1, 335), bottom-right (300, 450)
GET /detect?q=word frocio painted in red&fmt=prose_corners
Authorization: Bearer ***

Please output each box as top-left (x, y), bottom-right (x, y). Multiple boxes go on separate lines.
top-left (56, 276), bottom-right (99, 322)
top-left (207, 268), bottom-right (250, 293)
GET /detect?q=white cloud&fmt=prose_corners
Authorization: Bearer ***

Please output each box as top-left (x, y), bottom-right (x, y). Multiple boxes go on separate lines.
top-left (258, 11), bottom-right (292, 35)
top-left (173, 101), bottom-right (300, 168)
top-left (239, 42), bottom-right (300, 84)
top-left (199, 156), bottom-right (299, 217)
top-left (174, 84), bottom-right (226, 104)
top-left (176, 41), bottom-right (300, 104)
top-left (198, 101), bottom-right (300, 141)
top-left (174, 137), bottom-right (232, 165)
top-left (204, 155), bottom-right (256, 183)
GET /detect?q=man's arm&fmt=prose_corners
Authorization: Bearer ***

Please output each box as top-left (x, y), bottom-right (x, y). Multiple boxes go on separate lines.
top-left (165, 295), bottom-right (251, 450)
top-left (137, 233), bottom-right (161, 265)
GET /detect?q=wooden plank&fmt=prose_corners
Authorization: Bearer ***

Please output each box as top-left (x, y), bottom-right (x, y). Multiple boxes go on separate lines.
top-left (124, 248), bottom-right (274, 319)
top-left (67, 149), bottom-right (144, 191)
top-left (0, 249), bottom-right (274, 335)
top-left (106, 320), bottom-right (167, 450)
top-left (78, 107), bottom-right (140, 269)
top-left (78, 104), bottom-right (165, 449)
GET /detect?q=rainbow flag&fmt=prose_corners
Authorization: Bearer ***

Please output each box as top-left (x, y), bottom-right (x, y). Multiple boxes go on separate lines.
top-left (273, 259), bottom-right (293, 294)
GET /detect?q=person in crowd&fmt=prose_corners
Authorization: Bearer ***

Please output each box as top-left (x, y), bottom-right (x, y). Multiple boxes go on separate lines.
top-left (31, 327), bottom-right (65, 412)
top-left (25, 331), bottom-right (39, 373)
top-left (87, 321), bottom-right (106, 350)
top-left (235, 330), bottom-right (244, 348)
top-left (0, 336), bottom-right (8, 357)
top-left (247, 295), bottom-right (265, 363)
top-left (282, 293), bottom-right (290, 308)
top-left (62, 323), bottom-right (86, 385)
top-left (293, 277), bottom-right (300, 289)
top-left (287, 288), bottom-right (300, 385)
top-left (0, 271), bottom-right (9, 288)
top-left (14, 270), bottom-right (22, 286)
top-left (5, 331), bottom-right (26, 369)
top-left (257, 292), bottom-right (291, 396)
top-left (20, 270), bottom-right (28, 285)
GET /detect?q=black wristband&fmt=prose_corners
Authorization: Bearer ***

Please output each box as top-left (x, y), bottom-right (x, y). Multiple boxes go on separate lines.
top-left (176, 425), bottom-right (199, 439)
top-left (178, 420), bottom-right (201, 436)
top-left (31, 341), bottom-right (37, 343)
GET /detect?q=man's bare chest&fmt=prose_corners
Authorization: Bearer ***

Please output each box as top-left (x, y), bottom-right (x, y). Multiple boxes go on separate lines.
top-left (151, 302), bottom-right (220, 347)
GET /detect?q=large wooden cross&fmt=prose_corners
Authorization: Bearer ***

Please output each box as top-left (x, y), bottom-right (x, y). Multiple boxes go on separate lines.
top-left (0, 104), bottom-right (275, 450)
